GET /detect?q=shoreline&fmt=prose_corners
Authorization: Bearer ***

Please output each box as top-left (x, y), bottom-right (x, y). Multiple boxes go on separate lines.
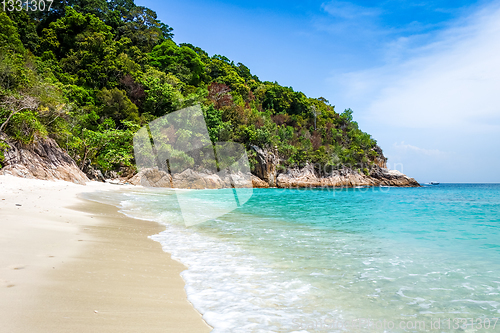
top-left (0, 175), bottom-right (211, 333)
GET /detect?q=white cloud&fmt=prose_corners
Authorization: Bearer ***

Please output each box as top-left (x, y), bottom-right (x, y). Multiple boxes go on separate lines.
top-left (320, 1), bottom-right (500, 182)
top-left (393, 141), bottom-right (449, 157)
top-left (332, 2), bottom-right (500, 132)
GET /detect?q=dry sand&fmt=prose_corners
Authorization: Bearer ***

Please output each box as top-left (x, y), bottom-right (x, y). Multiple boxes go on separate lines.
top-left (0, 175), bottom-right (211, 332)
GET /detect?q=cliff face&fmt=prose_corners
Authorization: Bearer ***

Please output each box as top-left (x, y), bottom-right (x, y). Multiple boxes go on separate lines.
top-left (372, 145), bottom-right (388, 169)
top-left (0, 134), bottom-right (89, 185)
top-left (274, 164), bottom-right (419, 188)
top-left (250, 146), bottom-right (278, 187)
top-left (250, 146), bottom-right (419, 188)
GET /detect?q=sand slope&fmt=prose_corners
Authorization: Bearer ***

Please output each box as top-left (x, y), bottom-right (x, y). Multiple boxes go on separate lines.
top-left (0, 175), bottom-right (211, 332)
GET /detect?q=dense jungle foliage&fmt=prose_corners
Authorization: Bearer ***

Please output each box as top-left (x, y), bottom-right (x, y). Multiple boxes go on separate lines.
top-left (0, 0), bottom-right (382, 175)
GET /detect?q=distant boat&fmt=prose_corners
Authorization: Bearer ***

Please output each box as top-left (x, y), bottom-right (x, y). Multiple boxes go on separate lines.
top-left (429, 181), bottom-right (440, 185)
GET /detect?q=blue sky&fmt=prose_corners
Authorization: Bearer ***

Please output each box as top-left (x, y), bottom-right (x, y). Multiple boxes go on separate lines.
top-left (137, 0), bottom-right (500, 183)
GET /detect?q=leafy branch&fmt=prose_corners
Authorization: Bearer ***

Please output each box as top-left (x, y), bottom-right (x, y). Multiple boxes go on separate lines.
top-left (0, 94), bottom-right (39, 133)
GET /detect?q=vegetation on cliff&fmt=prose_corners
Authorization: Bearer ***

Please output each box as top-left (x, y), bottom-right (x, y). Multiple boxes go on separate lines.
top-left (0, 1), bottom-right (383, 177)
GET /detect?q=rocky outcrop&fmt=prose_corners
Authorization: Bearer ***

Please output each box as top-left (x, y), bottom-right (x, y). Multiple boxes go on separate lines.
top-left (128, 167), bottom-right (252, 189)
top-left (128, 168), bottom-right (172, 187)
top-left (372, 145), bottom-right (388, 169)
top-left (173, 169), bottom-right (224, 189)
top-left (250, 145), bottom-right (278, 187)
top-left (0, 134), bottom-right (89, 185)
top-left (127, 164), bottom-right (418, 189)
top-left (369, 166), bottom-right (420, 187)
top-left (249, 144), bottom-right (418, 188)
top-left (251, 174), bottom-right (269, 188)
top-left (125, 145), bottom-right (417, 189)
top-left (84, 165), bottom-right (105, 182)
top-left (0, 136), bottom-right (416, 189)
top-left (275, 163), bottom-right (419, 188)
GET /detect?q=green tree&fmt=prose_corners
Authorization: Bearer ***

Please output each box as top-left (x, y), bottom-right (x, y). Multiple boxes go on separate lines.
top-left (206, 58), bottom-right (250, 98)
top-left (141, 75), bottom-right (182, 117)
top-left (203, 104), bottom-right (230, 143)
top-left (262, 83), bottom-right (309, 115)
top-left (117, 6), bottom-right (171, 53)
top-left (4, 11), bottom-right (39, 52)
top-left (149, 40), bottom-right (205, 85)
top-left (39, 7), bottom-right (125, 88)
top-left (76, 118), bottom-right (139, 171)
top-left (0, 12), bottom-right (25, 54)
top-left (97, 88), bottom-right (140, 124)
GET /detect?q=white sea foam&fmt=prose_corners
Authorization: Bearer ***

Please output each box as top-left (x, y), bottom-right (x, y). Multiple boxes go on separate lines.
top-left (151, 219), bottom-right (326, 332)
top-left (84, 190), bottom-right (333, 332)
top-left (148, 220), bottom-right (330, 332)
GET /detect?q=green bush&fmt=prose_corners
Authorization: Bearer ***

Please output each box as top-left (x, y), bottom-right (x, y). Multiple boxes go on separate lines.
top-left (0, 140), bottom-right (9, 167)
top-left (8, 110), bottom-right (47, 144)
top-left (97, 88), bottom-right (140, 125)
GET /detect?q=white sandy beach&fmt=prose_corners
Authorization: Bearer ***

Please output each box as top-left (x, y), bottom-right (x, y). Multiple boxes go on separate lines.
top-left (0, 175), bottom-right (211, 332)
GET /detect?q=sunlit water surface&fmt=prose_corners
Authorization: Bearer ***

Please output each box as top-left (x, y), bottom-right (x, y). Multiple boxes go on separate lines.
top-left (83, 184), bottom-right (500, 332)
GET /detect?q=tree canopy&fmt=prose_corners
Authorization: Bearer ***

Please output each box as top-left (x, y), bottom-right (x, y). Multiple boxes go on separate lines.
top-left (0, 1), bottom-right (382, 176)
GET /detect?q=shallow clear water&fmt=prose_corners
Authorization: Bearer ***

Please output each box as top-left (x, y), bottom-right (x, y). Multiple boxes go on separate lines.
top-left (84, 184), bottom-right (500, 332)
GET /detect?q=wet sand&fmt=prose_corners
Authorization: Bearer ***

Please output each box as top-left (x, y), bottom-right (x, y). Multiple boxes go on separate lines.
top-left (0, 175), bottom-right (211, 332)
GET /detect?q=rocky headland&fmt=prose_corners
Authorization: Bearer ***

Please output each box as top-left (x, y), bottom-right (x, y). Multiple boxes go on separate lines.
top-left (247, 146), bottom-right (419, 189)
top-left (0, 136), bottom-right (419, 188)
top-left (128, 146), bottom-right (419, 189)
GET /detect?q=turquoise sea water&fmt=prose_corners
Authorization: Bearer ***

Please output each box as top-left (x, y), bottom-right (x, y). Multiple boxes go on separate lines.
top-left (84, 184), bottom-right (500, 332)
